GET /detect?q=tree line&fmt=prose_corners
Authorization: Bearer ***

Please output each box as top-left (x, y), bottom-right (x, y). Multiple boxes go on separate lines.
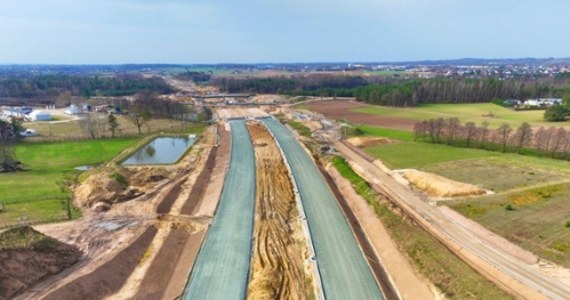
top-left (213, 75), bottom-right (369, 96)
top-left (0, 74), bottom-right (173, 99)
top-left (174, 71), bottom-right (212, 82)
top-left (355, 77), bottom-right (569, 106)
top-left (212, 75), bottom-right (570, 107)
top-left (414, 118), bottom-right (570, 159)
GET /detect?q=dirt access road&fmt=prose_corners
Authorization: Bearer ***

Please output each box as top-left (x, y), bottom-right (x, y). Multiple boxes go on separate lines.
top-left (334, 140), bottom-right (570, 300)
top-left (247, 122), bottom-right (315, 299)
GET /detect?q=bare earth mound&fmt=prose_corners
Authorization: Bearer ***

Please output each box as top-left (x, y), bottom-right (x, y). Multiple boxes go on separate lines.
top-left (399, 169), bottom-right (487, 198)
top-left (74, 166), bottom-right (135, 208)
top-left (346, 136), bottom-right (398, 148)
top-left (247, 122), bottom-right (315, 300)
top-left (0, 226), bottom-right (82, 299)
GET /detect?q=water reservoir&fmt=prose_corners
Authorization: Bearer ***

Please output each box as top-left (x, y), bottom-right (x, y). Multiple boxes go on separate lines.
top-left (122, 135), bottom-right (196, 165)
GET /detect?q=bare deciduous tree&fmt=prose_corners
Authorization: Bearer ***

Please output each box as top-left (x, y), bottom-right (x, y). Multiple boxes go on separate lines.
top-left (434, 117), bottom-right (445, 143)
top-left (128, 105), bottom-right (151, 135)
top-left (79, 113), bottom-right (104, 139)
top-left (549, 127), bottom-right (567, 157)
top-left (464, 122), bottom-right (477, 147)
top-left (512, 122), bottom-right (533, 152)
top-left (478, 121), bottom-right (490, 148)
top-left (497, 123), bottom-right (513, 152)
top-left (445, 117), bottom-right (461, 145)
top-left (413, 121), bottom-right (428, 141)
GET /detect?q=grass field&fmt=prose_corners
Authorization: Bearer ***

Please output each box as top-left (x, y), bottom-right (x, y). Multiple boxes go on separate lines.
top-left (0, 138), bottom-right (139, 226)
top-left (5, 138), bottom-right (139, 198)
top-left (24, 116), bottom-right (206, 141)
top-left (364, 141), bottom-right (498, 169)
top-left (331, 157), bottom-right (512, 299)
top-left (423, 157), bottom-right (568, 192)
top-left (354, 125), bottom-right (414, 141)
top-left (354, 123), bottom-right (570, 270)
top-left (451, 184), bottom-right (570, 268)
top-left (352, 103), bottom-right (566, 129)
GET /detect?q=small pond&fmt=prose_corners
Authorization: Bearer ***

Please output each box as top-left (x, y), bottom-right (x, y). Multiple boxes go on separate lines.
top-left (74, 165), bottom-right (97, 171)
top-left (122, 135), bottom-right (196, 166)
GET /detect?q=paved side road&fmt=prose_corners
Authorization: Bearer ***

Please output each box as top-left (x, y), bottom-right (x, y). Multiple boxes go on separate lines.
top-left (263, 118), bottom-right (384, 300)
top-left (334, 140), bottom-right (570, 300)
top-left (182, 120), bottom-right (256, 300)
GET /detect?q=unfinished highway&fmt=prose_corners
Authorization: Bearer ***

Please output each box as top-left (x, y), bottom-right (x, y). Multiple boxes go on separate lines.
top-left (182, 120), bottom-right (256, 300)
top-left (263, 118), bottom-right (384, 300)
top-left (182, 117), bottom-right (384, 299)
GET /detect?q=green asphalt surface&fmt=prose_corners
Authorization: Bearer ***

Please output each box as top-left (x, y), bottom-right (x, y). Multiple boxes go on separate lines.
top-left (183, 120), bottom-right (256, 300)
top-left (263, 118), bottom-right (383, 300)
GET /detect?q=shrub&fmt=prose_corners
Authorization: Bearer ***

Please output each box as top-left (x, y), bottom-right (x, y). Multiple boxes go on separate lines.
top-left (505, 204), bottom-right (515, 211)
top-left (491, 98), bottom-right (505, 107)
top-left (544, 105), bottom-right (567, 122)
top-left (110, 172), bottom-right (129, 189)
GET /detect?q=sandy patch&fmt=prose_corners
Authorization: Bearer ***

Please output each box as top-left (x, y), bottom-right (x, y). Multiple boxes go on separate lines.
top-left (346, 136), bottom-right (398, 148)
top-left (397, 169), bottom-right (487, 198)
top-left (246, 122), bottom-right (315, 299)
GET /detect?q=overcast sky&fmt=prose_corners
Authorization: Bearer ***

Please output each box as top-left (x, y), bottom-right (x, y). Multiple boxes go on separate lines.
top-left (1, 0), bottom-right (569, 64)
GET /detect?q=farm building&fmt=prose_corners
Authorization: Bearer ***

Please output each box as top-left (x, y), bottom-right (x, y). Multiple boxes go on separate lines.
top-left (64, 105), bottom-right (82, 115)
top-left (503, 99), bottom-right (522, 106)
top-left (29, 110), bottom-right (52, 121)
top-left (524, 99), bottom-right (544, 107)
top-left (523, 98), bottom-right (562, 107)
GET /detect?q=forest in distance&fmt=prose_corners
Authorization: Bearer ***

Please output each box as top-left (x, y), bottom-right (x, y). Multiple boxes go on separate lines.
top-left (215, 75), bottom-right (570, 106)
top-left (0, 74), bottom-right (173, 99)
top-left (2, 71), bottom-right (570, 108)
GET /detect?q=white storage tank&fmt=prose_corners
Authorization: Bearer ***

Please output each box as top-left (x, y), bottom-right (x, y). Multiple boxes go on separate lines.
top-left (29, 110), bottom-right (52, 121)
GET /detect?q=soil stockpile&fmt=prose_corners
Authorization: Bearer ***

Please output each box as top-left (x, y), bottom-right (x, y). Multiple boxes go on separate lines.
top-left (74, 166), bottom-right (135, 208)
top-left (246, 123), bottom-right (315, 300)
top-left (346, 136), bottom-right (397, 148)
top-left (400, 169), bottom-right (487, 198)
top-left (0, 227), bottom-right (82, 299)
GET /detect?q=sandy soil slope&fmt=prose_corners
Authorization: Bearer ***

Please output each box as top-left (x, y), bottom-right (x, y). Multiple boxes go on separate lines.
top-left (0, 227), bottom-right (82, 300)
top-left (397, 169), bottom-right (487, 198)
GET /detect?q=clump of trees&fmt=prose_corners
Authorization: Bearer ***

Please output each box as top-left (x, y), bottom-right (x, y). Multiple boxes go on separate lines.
top-left (174, 71), bottom-right (211, 82)
top-left (543, 89), bottom-right (570, 122)
top-left (414, 118), bottom-right (570, 159)
top-left (0, 118), bottom-right (24, 172)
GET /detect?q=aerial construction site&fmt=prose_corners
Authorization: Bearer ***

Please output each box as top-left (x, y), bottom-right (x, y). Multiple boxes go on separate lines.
top-left (3, 103), bottom-right (570, 300)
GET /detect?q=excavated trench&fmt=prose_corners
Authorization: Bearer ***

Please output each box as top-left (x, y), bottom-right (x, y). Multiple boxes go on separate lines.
top-left (246, 122), bottom-right (316, 300)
